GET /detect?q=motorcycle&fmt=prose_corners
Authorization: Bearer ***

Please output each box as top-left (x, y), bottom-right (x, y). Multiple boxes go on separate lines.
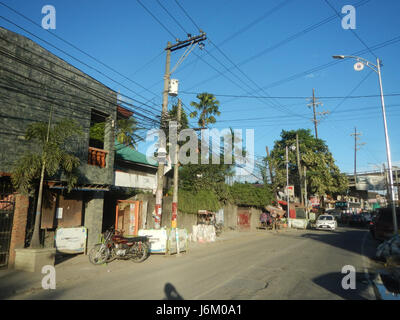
top-left (89, 228), bottom-right (150, 265)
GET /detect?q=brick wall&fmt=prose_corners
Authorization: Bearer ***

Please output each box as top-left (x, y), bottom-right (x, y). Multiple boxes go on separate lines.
top-left (8, 194), bottom-right (29, 268)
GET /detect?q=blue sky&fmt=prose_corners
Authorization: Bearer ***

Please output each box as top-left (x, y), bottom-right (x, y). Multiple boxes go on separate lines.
top-left (1, 0), bottom-right (400, 179)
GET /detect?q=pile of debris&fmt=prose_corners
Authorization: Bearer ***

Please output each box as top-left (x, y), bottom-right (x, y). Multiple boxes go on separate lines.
top-left (376, 235), bottom-right (400, 263)
top-left (190, 224), bottom-right (216, 243)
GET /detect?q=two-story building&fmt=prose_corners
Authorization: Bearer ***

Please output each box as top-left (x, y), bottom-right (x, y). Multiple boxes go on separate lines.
top-left (0, 27), bottom-right (118, 267)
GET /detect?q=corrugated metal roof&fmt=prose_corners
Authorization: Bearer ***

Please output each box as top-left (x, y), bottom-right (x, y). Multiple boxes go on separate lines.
top-left (115, 141), bottom-right (158, 167)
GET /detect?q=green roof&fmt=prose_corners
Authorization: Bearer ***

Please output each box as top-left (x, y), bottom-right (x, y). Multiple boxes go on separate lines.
top-left (115, 141), bottom-right (158, 167)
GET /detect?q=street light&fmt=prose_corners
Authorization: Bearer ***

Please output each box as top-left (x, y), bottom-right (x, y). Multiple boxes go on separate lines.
top-left (333, 54), bottom-right (398, 235)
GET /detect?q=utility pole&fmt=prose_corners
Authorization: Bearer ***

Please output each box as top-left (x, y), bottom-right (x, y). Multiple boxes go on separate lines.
top-left (304, 166), bottom-right (308, 216)
top-left (350, 127), bottom-right (365, 188)
top-left (154, 33), bottom-right (206, 229)
top-left (307, 88), bottom-right (328, 139)
top-left (286, 146), bottom-right (290, 219)
top-left (172, 99), bottom-right (181, 229)
top-left (296, 133), bottom-right (303, 205)
top-left (265, 146), bottom-right (274, 185)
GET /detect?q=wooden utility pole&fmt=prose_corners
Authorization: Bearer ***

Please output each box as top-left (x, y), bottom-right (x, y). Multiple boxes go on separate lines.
top-left (296, 133), bottom-right (303, 205)
top-left (307, 88), bottom-right (327, 139)
top-left (265, 146), bottom-right (274, 184)
top-left (304, 166), bottom-right (308, 214)
top-left (154, 33), bottom-right (206, 229)
top-left (350, 127), bottom-right (364, 187)
top-left (171, 99), bottom-right (181, 229)
top-left (154, 42), bottom-right (171, 229)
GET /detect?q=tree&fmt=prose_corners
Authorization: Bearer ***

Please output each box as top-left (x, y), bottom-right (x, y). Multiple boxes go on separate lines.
top-left (90, 117), bottom-right (141, 150)
top-left (189, 93), bottom-right (221, 128)
top-left (268, 129), bottom-right (348, 205)
top-left (116, 118), bottom-right (141, 149)
top-left (12, 118), bottom-right (83, 248)
top-left (229, 182), bottom-right (273, 208)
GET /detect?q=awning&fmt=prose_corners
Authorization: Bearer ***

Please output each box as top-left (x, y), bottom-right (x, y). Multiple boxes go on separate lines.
top-left (266, 205), bottom-right (285, 217)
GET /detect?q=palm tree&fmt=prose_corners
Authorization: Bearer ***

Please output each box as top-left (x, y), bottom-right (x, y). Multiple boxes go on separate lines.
top-left (116, 118), bottom-right (142, 149)
top-left (90, 117), bottom-right (141, 150)
top-left (189, 93), bottom-right (221, 128)
top-left (12, 118), bottom-right (83, 248)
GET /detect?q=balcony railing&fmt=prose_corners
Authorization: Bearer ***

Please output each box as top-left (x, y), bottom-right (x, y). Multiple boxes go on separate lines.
top-left (88, 147), bottom-right (108, 168)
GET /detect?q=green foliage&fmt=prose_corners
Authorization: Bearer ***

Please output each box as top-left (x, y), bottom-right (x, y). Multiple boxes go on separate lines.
top-left (12, 118), bottom-right (83, 195)
top-left (89, 118), bottom-right (141, 149)
top-left (267, 129), bottom-right (348, 199)
top-left (168, 103), bottom-right (189, 130)
top-left (178, 189), bottom-right (221, 214)
top-left (189, 92), bottom-right (221, 128)
top-left (89, 122), bottom-right (105, 144)
top-left (229, 182), bottom-right (274, 208)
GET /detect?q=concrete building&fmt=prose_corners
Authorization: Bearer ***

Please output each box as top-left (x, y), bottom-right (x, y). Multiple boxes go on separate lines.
top-left (0, 27), bottom-right (118, 267)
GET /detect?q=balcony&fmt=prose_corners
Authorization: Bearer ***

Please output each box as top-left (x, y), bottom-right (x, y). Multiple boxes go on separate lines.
top-left (88, 147), bottom-right (108, 168)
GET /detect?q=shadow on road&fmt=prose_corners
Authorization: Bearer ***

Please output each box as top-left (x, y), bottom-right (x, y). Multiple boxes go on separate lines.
top-left (163, 282), bottom-right (184, 300)
top-left (0, 269), bottom-right (41, 299)
top-left (301, 228), bottom-right (379, 259)
top-left (313, 272), bottom-right (372, 300)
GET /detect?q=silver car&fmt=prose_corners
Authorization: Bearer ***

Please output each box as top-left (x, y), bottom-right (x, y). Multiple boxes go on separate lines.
top-left (316, 214), bottom-right (337, 231)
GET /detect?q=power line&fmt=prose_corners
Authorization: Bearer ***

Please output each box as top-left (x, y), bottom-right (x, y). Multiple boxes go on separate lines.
top-left (323, 0), bottom-right (377, 59)
top-left (0, 35), bottom-right (161, 118)
top-left (183, 0), bottom-right (371, 92)
top-left (0, 50), bottom-right (160, 126)
top-left (173, 0), bottom-right (202, 33)
top-left (0, 15), bottom-right (162, 111)
top-left (180, 92), bottom-right (400, 100)
top-left (170, 1), bottom-right (308, 119)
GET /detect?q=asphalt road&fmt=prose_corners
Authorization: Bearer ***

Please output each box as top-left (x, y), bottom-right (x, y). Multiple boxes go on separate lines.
top-left (6, 226), bottom-right (381, 300)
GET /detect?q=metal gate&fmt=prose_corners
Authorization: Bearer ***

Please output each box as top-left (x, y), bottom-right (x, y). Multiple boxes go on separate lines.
top-left (237, 208), bottom-right (251, 231)
top-left (0, 198), bottom-right (15, 268)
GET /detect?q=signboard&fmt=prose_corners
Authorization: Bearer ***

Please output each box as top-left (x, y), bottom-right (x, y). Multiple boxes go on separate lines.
top-left (168, 228), bottom-right (188, 254)
top-left (138, 228), bottom-right (188, 254)
top-left (286, 185), bottom-right (294, 197)
top-left (138, 229), bottom-right (168, 253)
top-left (55, 227), bottom-right (87, 254)
top-left (356, 175), bottom-right (385, 191)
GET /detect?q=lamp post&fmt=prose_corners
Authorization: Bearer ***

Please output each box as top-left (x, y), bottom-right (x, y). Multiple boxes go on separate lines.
top-left (333, 55), bottom-right (398, 235)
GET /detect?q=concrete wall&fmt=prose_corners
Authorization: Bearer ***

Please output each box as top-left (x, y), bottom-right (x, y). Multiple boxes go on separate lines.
top-left (129, 193), bottom-right (262, 233)
top-left (223, 203), bottom-right (238, 230)
top-left (250, 207), bottom-right (262, 231)
top-left (0, 27), bottom-right (116, 185)
top-left (84, 191), bottom-right (104, 250)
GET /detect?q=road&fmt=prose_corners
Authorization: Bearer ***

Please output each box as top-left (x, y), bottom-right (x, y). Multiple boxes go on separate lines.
top-left (4, 226), bottom-right (380, 300)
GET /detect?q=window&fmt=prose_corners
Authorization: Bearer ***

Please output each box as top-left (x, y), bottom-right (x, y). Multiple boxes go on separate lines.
top-left (89, 109), bottom-right (108, 149)
top-left (318, 215), bottom-right (333, 221)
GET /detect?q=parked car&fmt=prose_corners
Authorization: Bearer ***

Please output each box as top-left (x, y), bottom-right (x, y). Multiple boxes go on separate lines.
top-left (349, 214), bottom-right (364, 227)
top-left (370, 207), bottom-right (400, 241)
top-left (315, 214), bottom-right (337, 231)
